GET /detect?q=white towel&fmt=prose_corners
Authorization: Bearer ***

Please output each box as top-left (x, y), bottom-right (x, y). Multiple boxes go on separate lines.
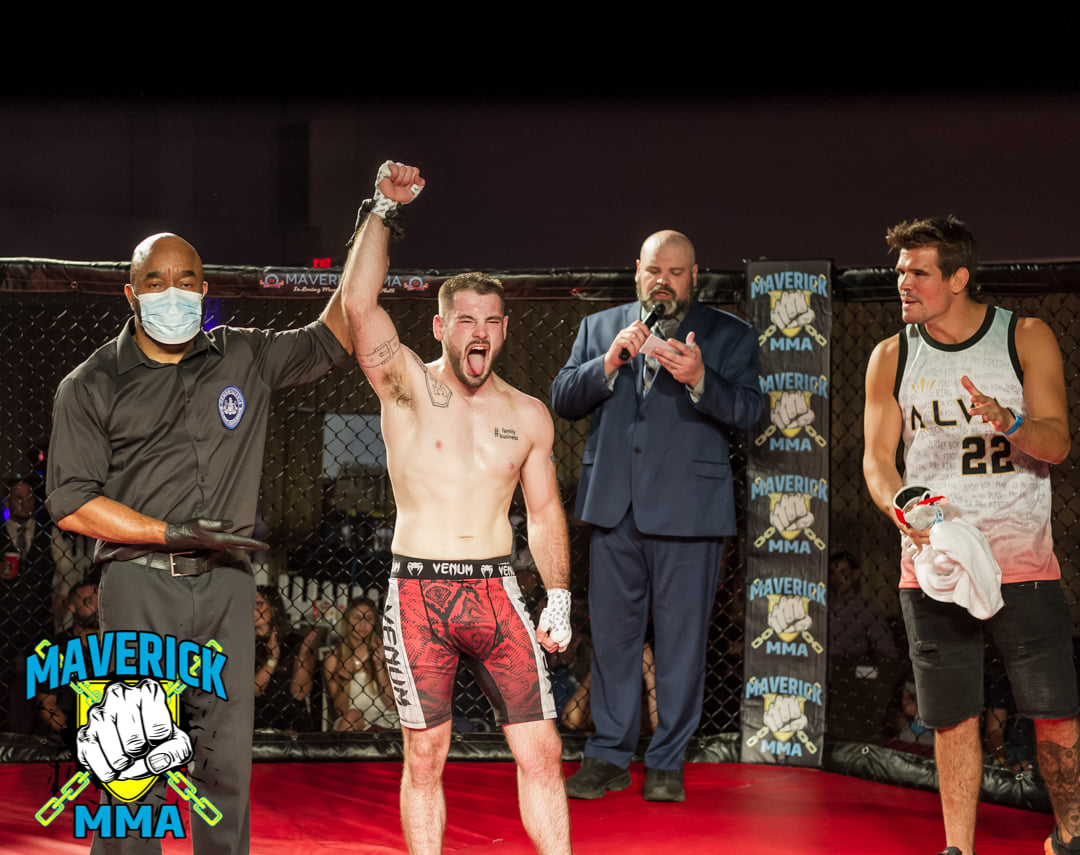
top-left (914, 518), bottom-right (1004, 620)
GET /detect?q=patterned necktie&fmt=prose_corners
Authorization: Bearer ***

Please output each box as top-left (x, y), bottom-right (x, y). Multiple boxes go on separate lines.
top-left (643, 316), bottom-right (679, 394)
top-left (16, 522), bottom-right (29, 556)
top-left (643, 354), bottom-right (659, 394)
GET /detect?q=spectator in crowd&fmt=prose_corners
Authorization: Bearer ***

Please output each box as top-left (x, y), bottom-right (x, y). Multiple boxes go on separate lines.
top-left (828, 550), bottom-right (900, 661)
top-left (1, 474), bottom-right (60, 732)
top-left (9, 447), bottom-right (96, 634)
top-left (35, 574), bottom-right (100, 745)
top-left (254, 585), bottom-right (318, 732)
top-left (323, 596), bottom-right (399, 731)
top-left (562, 642), bottom-right (658, 737)
top-left (885, 678), bottom-right (936, 757)
top-left (539, 599), bottom-right (592, 728)
top-left (983, 647), bottom-right (1034, 771)
top-left (51, 530), bottom-right (94, 633)
top-left (827, 549), bottom-right (903, 743)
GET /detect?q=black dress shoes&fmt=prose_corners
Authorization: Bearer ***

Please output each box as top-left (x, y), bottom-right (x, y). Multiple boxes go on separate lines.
top-left (643, 767), bottom-right (685, 802)
top-left (565, 757), bottom-right (631, 799)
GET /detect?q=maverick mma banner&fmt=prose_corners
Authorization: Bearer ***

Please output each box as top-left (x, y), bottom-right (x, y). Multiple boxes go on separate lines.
top-left (740, 260), bottom-right (832, 767)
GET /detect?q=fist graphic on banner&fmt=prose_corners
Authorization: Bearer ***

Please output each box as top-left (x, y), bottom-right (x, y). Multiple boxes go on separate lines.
top-left (77, 679), bottom-right (192, 784)
top-left (763, 694), bottom-right (809, 735)
top-left (768, 595), bottom-right (812, 635)
top-left (770, 390), bottom-right (815, 432)
top-left (770, 291), bottom-right (815, 330)
top-left (770, 493), bottom-right (814, 534)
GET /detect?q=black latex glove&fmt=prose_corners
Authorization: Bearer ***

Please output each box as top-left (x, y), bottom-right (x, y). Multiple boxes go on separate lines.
top-left (163, 519), bottom-right (269, 552)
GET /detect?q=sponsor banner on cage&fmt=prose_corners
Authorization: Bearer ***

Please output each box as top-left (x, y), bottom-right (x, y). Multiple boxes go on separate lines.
top-left (257, 268), bottom-right (431, 296)
top-left (741, 259), bottom-right (831, 766)
top-left (26, 633), bottom-right (229, 839)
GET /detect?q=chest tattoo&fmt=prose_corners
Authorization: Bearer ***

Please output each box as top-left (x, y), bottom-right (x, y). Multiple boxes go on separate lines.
top-left (494, 427), bottom-right (519, 441)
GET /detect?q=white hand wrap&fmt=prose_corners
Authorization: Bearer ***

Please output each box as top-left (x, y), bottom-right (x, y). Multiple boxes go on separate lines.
top-left (373, 159), bottom-right (424, 213)
top-left (371, 160), bottom-right (403, 218)
top-left (538, 588), bottom-right (572, 653)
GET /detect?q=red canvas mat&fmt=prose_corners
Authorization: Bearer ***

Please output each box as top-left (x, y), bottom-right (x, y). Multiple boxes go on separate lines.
top-left (0, 760), bottom-right (1051, 854)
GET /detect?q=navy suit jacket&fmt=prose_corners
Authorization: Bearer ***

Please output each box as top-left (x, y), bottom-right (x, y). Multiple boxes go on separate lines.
top-left (550, 300), bottom-right (763, 538)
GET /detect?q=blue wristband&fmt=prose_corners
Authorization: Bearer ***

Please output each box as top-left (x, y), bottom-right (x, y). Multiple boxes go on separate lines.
top-left (1003, 408), bottom-right (1023, 436)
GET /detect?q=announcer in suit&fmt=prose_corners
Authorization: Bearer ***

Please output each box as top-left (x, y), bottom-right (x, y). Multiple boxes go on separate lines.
top-left (551, 229), bottom-right (762, 802)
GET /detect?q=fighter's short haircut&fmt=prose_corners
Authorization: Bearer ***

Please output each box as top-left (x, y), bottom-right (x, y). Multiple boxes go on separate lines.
top-left (437, 272), bottom-right (506, 317)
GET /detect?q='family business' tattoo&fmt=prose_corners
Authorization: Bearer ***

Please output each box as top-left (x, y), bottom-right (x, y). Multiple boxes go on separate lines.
top-left (494, 427), bottom-right (518, 441)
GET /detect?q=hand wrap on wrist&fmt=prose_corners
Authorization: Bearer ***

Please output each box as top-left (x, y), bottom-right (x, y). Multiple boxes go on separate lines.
top-left (346, 160), bottom-right (410, 247)
top-left (538, 588), bottom-right (573, 653)
top-left (346, 197), bottom-right (405, 247)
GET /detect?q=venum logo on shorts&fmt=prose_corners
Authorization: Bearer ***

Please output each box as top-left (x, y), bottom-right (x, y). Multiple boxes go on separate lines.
top-left (432, 563), bottom-right (478, 577)
top-left (217, 386), bottom-right (245, 430)
top-left (407, 562), bottom-right (423, 576)
top-left (481, 564), bottom-right (494, 577)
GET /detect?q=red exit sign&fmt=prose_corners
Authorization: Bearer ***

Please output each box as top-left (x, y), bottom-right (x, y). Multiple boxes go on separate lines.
top-left (312, 257), bottom-right (332, 269)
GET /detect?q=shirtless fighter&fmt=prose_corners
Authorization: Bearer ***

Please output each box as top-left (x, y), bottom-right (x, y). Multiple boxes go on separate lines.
top-left (341, 162), bottom-right (574, 855)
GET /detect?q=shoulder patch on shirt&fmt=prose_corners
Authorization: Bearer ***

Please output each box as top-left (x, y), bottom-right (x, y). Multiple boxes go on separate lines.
top-left (218, 385), bottom-right (246, 430)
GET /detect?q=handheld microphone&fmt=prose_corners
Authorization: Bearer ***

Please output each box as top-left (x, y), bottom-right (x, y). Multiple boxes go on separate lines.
top-left (619, 303), bottom-right (667, 361)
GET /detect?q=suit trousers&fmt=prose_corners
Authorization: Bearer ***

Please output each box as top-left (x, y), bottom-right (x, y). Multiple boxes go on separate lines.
top-left (91, 559), bottom-right (255, 855)
top-left (585, 509), bottom-right (722, 771)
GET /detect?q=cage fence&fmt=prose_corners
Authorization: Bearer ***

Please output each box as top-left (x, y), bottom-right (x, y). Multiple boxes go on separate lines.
top-left (1, 271), bottom-right (1078, 801)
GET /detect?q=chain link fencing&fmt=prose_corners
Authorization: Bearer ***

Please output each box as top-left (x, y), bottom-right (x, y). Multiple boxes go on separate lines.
top-left (2, 264), bottom-right (1079, 795)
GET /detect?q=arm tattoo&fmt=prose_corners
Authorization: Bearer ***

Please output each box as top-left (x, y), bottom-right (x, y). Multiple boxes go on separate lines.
top-left (413, 354), bottom-right (452, 408)
top-left (357, 337), bottom-right (400, 368)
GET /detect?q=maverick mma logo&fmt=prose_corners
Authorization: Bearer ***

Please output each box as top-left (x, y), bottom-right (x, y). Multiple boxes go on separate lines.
top-left (28, 633), bottom-right (228, 839)
top-left (743, 674), bottom-right (824, 758)
top-left (748, 576), bottom-right (826, 659)
top-left (750, 474), bottom-right (829, 555)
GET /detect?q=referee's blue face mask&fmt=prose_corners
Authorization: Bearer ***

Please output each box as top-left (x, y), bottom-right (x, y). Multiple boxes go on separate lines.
top-left (134, 287), bottom-right (204, 345)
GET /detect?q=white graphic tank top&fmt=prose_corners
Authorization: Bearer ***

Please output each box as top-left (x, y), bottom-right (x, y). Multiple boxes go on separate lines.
top-left (895, 306), bottom-right (1058, 587)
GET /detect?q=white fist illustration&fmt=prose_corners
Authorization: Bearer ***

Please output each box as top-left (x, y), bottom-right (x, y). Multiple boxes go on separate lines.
top-left (771, 292), bottom-right (815, 329)
top-left (770, 391), bottom-right (815, 431)
top-left (768, 595), bottom-right (812, 634)
top-left (763, 694), bottom-right (809, 734)
top-left (77, 679), bottom-right (192, 783)
top-left (770, 494), bottom-right (814, 532)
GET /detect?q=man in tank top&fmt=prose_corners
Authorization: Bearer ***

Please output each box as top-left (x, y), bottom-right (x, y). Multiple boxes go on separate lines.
top-left (863, 216), bottom-right (1080, 855)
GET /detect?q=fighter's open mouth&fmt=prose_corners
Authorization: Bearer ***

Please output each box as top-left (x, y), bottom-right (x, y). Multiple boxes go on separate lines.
top-left (467, 345), bottom-right (487, 375)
